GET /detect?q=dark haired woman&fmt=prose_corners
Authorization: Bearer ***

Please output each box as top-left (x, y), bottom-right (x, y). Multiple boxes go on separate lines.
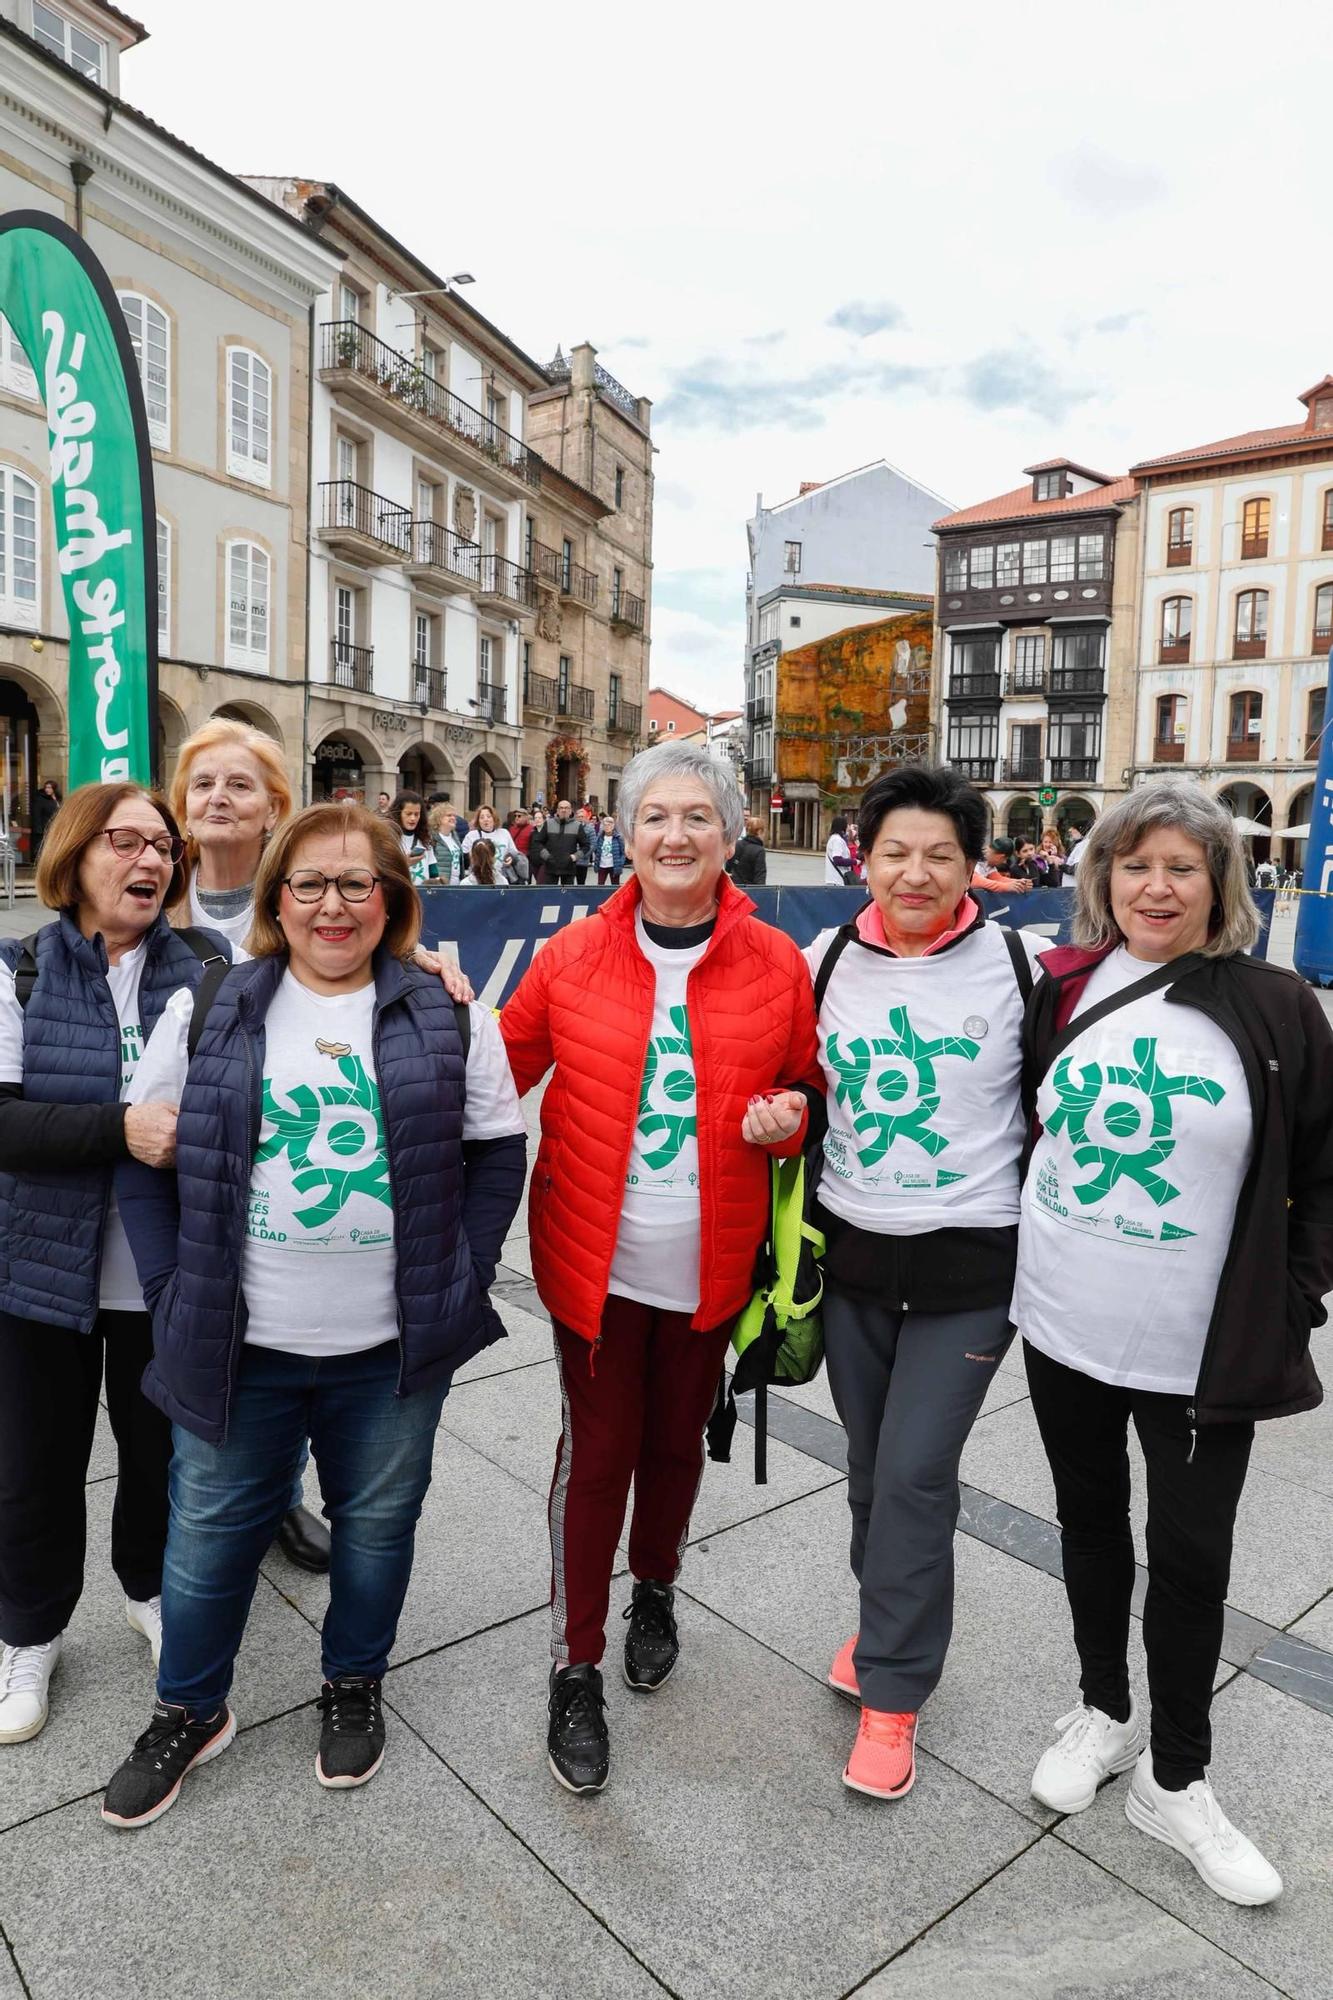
top-left (386, 791), bottom-right (436, 885)
top-left (0, 783), bottom-right (231, 1747)
top-left (805, 763), bottom-right (1041, 1801)
top-left (100, 804), bottom-right (525, 1825)
top-left (824, 813), bottom-right (855, 884)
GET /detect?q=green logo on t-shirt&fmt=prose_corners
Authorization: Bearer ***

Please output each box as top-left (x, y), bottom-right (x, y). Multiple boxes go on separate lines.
top-left (826, 1006), bottom-right (980, 1167)
top-left (636, 1003), bottom-right (696, 1170)
top-left (1046, 1036), bottom-right (1224, 1208)
top-left (256, 1050), bottom-right (391, 1230)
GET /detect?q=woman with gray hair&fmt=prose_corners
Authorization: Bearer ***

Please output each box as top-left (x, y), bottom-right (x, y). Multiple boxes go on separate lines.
top-left (500, 741), bottom-right (821, 1796)
top-left (1015, 781), bottom-right (1333, 1906)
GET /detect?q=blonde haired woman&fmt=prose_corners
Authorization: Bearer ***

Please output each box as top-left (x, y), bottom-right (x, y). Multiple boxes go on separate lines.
top-left (169, 718), bottom-right (291, 950)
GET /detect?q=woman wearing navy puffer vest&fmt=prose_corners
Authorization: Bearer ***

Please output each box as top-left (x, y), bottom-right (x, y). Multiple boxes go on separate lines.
top-left (0, 783), bottom-right (231, 1750)
top-left (101, 804), bottom-right (526, 1828)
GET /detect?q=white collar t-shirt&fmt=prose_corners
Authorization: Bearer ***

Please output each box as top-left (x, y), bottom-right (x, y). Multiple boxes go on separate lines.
top-left (1013, 945), bottom-right (1253, 1394)
top-left (607, 910), bottom-right (712, 1313)
top-left (129, 969), bottom-right (524, 1356)
top-left (0, 934), bottom-right (150, 1311)
top-left (805, 920), bottom-right (1042, 1234)
top-left (188, 867), bottom-right (255, 950)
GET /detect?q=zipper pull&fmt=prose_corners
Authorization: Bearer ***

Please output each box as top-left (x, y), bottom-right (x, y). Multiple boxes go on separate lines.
top-left (1185, 1405), bottom-right (1197, 1465)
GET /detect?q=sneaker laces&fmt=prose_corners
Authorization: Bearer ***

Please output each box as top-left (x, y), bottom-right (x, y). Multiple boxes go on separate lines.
top-left (1186, 1780), bottom-right (1242, 1855)
top-left (0, 1642), bottom-right (57, 1698)
top-left (553, 1671), bottom-right (605, 1741)
top-left (319, 1677), bottom-right (382, 1736)
top-left (859, 1708), bottom-right (915, 1750)
top-left (623, 1584), bottom-right (677, 1645)
top-left (1051, 1704), bottom-right (1112, 1763)
top-left (127, 1702), bottom-right (203, 1773)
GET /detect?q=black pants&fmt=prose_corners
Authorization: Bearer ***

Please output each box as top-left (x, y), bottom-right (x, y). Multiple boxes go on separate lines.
top-left (0, 1310), bottom-right (171, 1645)
top-left (1024, 1340), bottom-right (1253, 1788)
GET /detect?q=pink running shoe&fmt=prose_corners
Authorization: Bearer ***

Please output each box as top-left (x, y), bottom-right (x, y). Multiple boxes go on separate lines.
top-left (843, 1707), bottom-right (917, 1799)
top-left (827, 1634), bottom-right (860, 1701)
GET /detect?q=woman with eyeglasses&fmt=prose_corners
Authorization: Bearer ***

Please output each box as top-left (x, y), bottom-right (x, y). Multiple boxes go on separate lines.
top-left (100, 803), bottom-right (525, 1826)
top-left (0, 783), bottom-right (233, 1748)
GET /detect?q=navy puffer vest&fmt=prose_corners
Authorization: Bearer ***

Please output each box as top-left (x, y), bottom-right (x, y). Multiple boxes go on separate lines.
top-left (144, 949), bottom-right (485, 1444)
top-left (0, 910), bottom-right (230, 1333)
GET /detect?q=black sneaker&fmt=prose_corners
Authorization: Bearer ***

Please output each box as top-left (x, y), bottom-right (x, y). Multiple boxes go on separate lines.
top-left (316, 1676), bottom-right (386, 1788)
top-left (547, 1664), bottom-right (609, 1794)
top-left (101, 1701), bottom-right (235, 1828)
top-left (623, 1579), bottom-right (679, 1691)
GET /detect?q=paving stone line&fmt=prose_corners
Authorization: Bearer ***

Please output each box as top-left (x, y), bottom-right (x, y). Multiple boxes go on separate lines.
top-left (736, 1384), bottom-right (1333, 1721)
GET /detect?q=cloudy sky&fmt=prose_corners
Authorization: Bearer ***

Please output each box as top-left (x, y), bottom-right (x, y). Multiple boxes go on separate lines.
top-left (131, 0), bottom-right (1325, 709)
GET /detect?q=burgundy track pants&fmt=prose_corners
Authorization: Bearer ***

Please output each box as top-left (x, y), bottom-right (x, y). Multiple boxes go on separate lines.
top-left (548, 1297), bottom-right (733, 1667)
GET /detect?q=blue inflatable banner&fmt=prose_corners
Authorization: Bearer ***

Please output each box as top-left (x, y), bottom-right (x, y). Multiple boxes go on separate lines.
top-left (1295, 646), bottom-right (1333, 985)
top-left (420, 884), bottom-right (1277, 1009)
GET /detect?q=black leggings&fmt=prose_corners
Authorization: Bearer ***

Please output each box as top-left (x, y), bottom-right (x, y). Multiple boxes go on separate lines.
top-left (0, 1310), bottom-right (171, 1645)
top-left (1024, 1339), bottom-right (1253, 1788)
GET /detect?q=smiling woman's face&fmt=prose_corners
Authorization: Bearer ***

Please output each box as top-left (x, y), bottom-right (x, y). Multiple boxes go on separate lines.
top-left (278, 828), bottom-right (386, 993)
top-left (865, 807), bottom-right (971, 943)
top-left (75, 795), bottom-right (176, 939)
top-left (1110, 826), bottom-right (1214, 962)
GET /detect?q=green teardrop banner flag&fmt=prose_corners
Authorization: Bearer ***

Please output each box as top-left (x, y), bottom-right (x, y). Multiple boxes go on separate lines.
top-left (0, 209), bottom-right (156, 786)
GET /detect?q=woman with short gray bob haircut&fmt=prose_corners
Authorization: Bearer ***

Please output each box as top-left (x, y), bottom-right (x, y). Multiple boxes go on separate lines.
top-left (616, 742), bottom-right (745, 846)
top-left (1072, 784), bottom-right (1260, 958)
top-left (1012, 776), bottom-right (1333, 1904)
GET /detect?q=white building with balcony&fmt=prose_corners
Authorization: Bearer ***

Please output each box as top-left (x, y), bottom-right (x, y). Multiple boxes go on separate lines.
top-left (1128, 379), bottom-right (1333, 864)
top-left (246, 178), bottom-right (549, 813)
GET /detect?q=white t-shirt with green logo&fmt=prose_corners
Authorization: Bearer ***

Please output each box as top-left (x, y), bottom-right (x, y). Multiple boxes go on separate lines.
top-left (804, 922), bottom-right (1043, 1234)
top-left (129, 971), bottom-right (524, 1356)
top-left (607, 914), bottom-right (709, 1313)
top-left (1014, 946), bottom-right (1253, 1393)
top-left (0, 936), bottom-right (149, 1311)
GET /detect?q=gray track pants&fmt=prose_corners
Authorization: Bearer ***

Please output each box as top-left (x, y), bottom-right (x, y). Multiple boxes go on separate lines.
top-left (823, 1287), bottom-right (1013, 1713)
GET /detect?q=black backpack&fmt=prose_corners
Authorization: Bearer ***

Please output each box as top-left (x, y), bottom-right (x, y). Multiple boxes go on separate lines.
top-left (13, 925), bottom-right (228, 1016)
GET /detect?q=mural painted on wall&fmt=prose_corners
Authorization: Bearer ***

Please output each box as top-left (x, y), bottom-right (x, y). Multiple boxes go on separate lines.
top-left (776, 609), bottom-right (935, 811)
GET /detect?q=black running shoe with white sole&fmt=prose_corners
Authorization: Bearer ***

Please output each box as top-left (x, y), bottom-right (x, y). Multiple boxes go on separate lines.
top-left (316, 1676), bottom-right (386, 1788)
top-left (101, 1701), bottom-right (235, 1828)
top-left (623, 1579), bottom-right (679, 1691)
top-left (547, 1664), bottom-right (609, 1793)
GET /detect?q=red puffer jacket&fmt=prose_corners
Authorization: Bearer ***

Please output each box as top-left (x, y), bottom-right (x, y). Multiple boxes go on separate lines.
top-left (500, 874), bottom-right (823, 1343)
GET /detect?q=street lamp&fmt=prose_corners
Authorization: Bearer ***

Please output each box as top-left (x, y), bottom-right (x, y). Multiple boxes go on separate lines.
top-left (388, 275), bottom-right (475, 302)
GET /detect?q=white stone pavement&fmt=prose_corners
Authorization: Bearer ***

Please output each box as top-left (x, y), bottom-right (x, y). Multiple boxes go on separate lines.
top-left (0, 883), bottom-right (1329, 1996)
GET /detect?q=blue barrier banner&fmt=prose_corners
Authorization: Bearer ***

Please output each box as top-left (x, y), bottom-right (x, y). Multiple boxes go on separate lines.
top-left (1295, 646), bottom-right (1333, 985)
top-left (418, 883), bottom-right (1275, 1008)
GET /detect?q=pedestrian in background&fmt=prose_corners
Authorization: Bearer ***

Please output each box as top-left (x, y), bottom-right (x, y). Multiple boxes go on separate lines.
top-left (30, 780), bottom-right (60, 862)
top-left (1017, 783), bottom-right (1333, 1907)
top-left (825, 814), bottom-right (855, 884)
top-left (101, 804), bottom-right (525, 1826)
top-left (533, 799), bottom-right (584, 887)
top-left (593, 813), bottom-right (625, 886)
top-left (806, 764), bottom-right (1042, 1802)
top-left (729, 814), bottom-right (767, 886)
top-left (386, 793), bottom-right (436, 885)
top-left (463, 839), bottom-right (503, 887)
top-left (500, 742), bottom-right (821, 1798)
top-left (428, 803), bottom-right (465, 886)
top-left (0, 784), bottom-right (233, 1748)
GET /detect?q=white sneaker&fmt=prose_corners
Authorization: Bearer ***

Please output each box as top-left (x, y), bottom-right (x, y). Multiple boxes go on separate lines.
top-left (1126, 1750), bottom-right (1282, 1906)
top-left (125, 1596), bottom-right (162, 1669)
top-left (0, 1635), bottom-right (63, 1743)
top-left (1031, 1695), bottom-right (1146, 1812)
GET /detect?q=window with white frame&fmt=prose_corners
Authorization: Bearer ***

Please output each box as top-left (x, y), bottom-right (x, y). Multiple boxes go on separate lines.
top-left (227, 348), bottom-right (272, 486)
top-left (0, 315), bottom-right (36, 399)
top-left (758, 604), bottom-right (779, 643)
top-left (118, 293), bottom-right (170, 450)
top-left (225, 541), bottom-right (269, 669)
top-left (337, 282), bottom-right (362, 326)
top-left (156, 517), bottom-right (170, 651)
top-left (32, 3), bottom-right (104, 81)
top-left (783, 540), bottom-right (802, 574)
top-left (0, 467), bottom-right (39, 627)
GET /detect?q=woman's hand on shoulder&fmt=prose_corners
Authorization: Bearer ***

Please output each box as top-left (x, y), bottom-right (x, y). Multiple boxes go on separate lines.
top-left (413, 946), bottom-right (475, 1004)
top-left (741, 1089), bottom-right (806, 1147)
top-left (124, 1100), bottom-right (179, 1169)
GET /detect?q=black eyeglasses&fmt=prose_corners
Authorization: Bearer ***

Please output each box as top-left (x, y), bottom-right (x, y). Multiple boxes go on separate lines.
top-left (100, 828), bottom-right (185, 863)
top-left (282, 870), bottom-right (381, 904)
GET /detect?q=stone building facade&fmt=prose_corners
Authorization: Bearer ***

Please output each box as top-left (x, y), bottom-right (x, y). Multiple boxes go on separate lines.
top-left (0, 3), bottom-right (338, 855)
top-left (521, 345), bottom-right (651, 811)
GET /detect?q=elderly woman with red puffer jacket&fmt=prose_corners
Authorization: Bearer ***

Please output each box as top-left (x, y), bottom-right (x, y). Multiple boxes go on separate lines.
top-left (500, 741), bottom-right (822, 1800)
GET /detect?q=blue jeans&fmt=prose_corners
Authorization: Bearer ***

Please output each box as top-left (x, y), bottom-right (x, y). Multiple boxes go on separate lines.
top-left (158, 1341), bottom-right (446, 1712)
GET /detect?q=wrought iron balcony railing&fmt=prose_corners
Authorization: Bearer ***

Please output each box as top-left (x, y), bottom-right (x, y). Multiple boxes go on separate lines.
top-left (331, 640), bottom-right (373, 693)
top-left (319, 321), bottom-right (543, 487)
top-left (319, 479), bottom-right (411, 554)
top-left (611, 588), bottom-right (645, 631)
top-left (408, 520), bottom-right (479, 586)
top-left (411, 666), bottom-right (447, 710)
top-left (607, 698), bottom-right (641, 735)
top-left (524, 669), bottom-right (557, 714)
top-left (477, 553), bottom-right (536, 609)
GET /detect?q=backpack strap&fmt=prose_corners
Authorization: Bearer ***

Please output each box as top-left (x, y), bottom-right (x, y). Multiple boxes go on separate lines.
top-left (1001, 925), bottom-right (1034, 1004)
top-left (454, 997), bottom-right (471, 1063)
top-left (812, 924), bottom-right (857, 1014)
top-left (12, 930), bottom-right (46, 1012)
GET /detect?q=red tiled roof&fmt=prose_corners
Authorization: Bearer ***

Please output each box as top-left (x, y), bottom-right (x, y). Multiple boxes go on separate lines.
top-left (1130, 422), bottom-right (1332, 475)
top-left (1300, 377), bottom-right (1333, 404)
top-left (1022, 457), bottom-right (1115, 483)
top-left (98, 2), bottom-right (148, 41)
top-left (784, 583), bottom-right (933, 601)
top-left (934, 477), bottom-right (1137, 532)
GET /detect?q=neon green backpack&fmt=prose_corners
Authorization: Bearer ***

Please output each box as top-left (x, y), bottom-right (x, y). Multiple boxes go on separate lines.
top-left (706, 1137), bottom-right (826, 1482)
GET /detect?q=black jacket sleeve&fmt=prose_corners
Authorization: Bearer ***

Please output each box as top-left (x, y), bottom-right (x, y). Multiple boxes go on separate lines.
top-left (1286, 981), bottom-right (1333, 1323)
top-left (0, 1082), bottom-right (129, 1172)
top-left (114, 1156), bottom-right (181, 1319)
top-left (461, 1133), bottom-right (527, 1295)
